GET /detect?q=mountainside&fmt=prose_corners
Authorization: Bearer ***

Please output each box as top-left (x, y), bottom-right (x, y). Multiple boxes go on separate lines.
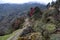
top-left (0, 3), bottom-right (46, 15)
top-left (1, 0), bottom-right (60, 40)
top-left (0, 3), bottom-right (46, 22)
top-left (0, 3), bottom-right (46, 24)
top-left (0, 3), bottom-right (46, 36)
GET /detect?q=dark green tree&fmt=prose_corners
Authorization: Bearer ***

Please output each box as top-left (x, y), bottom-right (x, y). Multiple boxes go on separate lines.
top-left (46, 2), bottom-right (50, 8)
top-left (55, 0), bottom-right (60, 8)
top-left (32, 6), bottom-right (42, 20)
top-left (51, 1), bottom-right (55, 7)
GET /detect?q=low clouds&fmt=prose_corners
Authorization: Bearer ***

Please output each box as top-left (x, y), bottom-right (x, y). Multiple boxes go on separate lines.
top-left (0, 0), bottom-right (56, 4)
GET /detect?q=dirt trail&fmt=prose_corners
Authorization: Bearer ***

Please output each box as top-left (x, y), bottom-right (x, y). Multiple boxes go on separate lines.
top-left (7, 18), bottom-right (33, 40)
top-left (7, 26), bottom-right (29, 40)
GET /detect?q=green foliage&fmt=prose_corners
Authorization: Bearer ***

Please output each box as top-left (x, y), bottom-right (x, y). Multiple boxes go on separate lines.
top-left (41, 8), bottom-right (59, 24)
top-left (4, 28), bottom-right (13, 35)
top-left (42, 24), bottom-right (56, 33)
top-left (57, 23), bottom-right (60, 27)
top-left (18, 32), bottom-right (44, 40)
top-left (33, 20), bottom-right (45, 32)
top-left (34, 7), bottom-right (41, 13)
top-left (29, 32), bottom-right (44, 40)
top-left (50, 34), bottom-right (60, 40)
top-left (32, 7), bottom-right (42, 20)
top-left (32, 13), bottom-right (41, 20)
top-left (0, 34), bottom-right (11, 40)
top-left (0, 29), bottom-right (21, 40)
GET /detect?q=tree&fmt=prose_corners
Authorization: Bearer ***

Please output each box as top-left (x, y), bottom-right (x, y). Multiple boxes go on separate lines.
top-left (55, 0), bottom-right (60, 8)
top-left (51, 1), bottom-right (55, 7)
top-left (32, 6), bottom-right (42, 20)
top-left (57, 0), bottom-right (60, 3)
top-left (46, 2), bottom-right (50, 8)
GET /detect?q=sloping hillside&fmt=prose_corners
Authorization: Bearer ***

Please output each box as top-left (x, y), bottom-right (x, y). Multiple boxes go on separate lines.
top-left (0, 3), bottom-right (46, 36)
top-left (1, 0), bottom-right (60, 40)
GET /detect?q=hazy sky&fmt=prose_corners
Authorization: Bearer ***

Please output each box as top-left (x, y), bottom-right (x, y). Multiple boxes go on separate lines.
top-left (0, 0), bottom-right (56, 4)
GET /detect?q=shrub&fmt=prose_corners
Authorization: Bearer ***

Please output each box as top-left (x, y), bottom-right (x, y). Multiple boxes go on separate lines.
top-left (33, 20), bottom-right (45, 32)
top-left (29, 32), bottom-right (44, 40)
top-left (18, 32), bottom-right (44, 40)
top-left (42, 23), bottom-right (56, 33)
top-left (50, 34), bottom-right (60, 40)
